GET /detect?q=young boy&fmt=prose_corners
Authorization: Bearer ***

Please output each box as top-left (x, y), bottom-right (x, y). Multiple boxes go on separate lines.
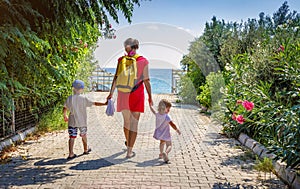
top-left (63, 79), bottom-right (107, 159)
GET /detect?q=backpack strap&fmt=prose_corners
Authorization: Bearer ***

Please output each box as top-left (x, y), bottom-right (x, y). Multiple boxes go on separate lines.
top-left (131, 55), bottom-right (145, 93)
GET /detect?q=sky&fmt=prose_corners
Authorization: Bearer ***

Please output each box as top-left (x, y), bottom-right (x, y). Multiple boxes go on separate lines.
top-left (112, 0), bottom-right (300, 36)
top-left (95, 0), bottom-right (300, 69)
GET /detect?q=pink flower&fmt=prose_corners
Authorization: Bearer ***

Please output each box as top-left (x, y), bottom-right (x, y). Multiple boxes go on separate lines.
top-left (84, 43), bottom-right (88, 48)
top-left (242, 100), bottom-right (254, 111)
top-left (236, 115), bottom-right (245, 124)
top-left (232, 112), bottom-right (237, 120)
top-left (278, 45), bottom-right (284, 52)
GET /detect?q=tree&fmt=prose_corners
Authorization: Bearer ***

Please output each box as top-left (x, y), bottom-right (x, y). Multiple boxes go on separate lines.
top-left (0, 0), bottom-right (142, 136)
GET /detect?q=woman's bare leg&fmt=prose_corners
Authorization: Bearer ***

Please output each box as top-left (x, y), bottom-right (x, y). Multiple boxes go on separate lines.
top-left (127, 111), bottom-right (140, 157)
top-left (122, 110), bottom-right (131, 147)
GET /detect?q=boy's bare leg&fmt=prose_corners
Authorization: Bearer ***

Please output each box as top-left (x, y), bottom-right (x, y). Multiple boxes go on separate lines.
top-left (68, 138), bottom-right (75, 157)
top-left (82, 135), bottom-right (88, 152)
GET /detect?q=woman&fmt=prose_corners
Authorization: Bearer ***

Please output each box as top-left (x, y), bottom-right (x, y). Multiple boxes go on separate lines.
top-left (107, 38), bottom-right (153, 158)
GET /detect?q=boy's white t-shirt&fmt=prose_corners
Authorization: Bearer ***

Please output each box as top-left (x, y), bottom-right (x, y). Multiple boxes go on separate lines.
top-left (64, 94), bottom-right (93, 127)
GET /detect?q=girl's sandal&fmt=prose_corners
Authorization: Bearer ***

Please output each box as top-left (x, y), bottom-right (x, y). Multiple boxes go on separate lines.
top-left (162, 152), bottom-right (169, 163)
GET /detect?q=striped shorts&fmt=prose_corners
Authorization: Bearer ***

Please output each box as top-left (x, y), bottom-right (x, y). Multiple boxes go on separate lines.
top-left (68, 127), bottom-right (87, 138)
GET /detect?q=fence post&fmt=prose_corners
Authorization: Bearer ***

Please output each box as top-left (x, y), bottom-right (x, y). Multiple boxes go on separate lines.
top-left (11, 98), bottom-right (15, 134)
top-left (1, 90), bottom-right (4, 137)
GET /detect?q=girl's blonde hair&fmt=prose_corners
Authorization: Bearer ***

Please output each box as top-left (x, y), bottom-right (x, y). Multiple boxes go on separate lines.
top-left (158, 99), bottom-right (172, 113)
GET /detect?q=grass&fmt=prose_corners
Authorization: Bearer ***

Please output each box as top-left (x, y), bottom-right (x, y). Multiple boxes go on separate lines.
top-left (254, 157), bottom-right (275, 181)
top-left (36, 104), bottom-right (67, 134)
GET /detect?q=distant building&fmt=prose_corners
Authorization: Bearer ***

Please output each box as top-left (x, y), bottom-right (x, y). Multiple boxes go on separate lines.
top-left (90, 66), bottom-right (114, 92)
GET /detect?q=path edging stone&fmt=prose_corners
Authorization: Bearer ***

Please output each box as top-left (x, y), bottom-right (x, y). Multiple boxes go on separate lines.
top-left (0, 127), bottom-right (36, 151)
top-left (237, 132), bottom-right (300, 189)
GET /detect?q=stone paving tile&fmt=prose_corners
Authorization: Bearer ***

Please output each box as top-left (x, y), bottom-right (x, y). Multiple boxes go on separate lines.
top-left (0, 93), bottom-right (288, 189)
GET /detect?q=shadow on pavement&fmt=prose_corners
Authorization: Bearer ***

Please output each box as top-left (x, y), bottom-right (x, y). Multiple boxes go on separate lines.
top-left (135, 158), bottom-right (165, 167)
top-left (69, 158), bottom-right (114, 170)
top-left (212, 181), bottom-right (287, 189)
top-left (212, 182), bottom-right (251, 189)
top-left (33, 153), bottom-right (96, 166)
top-left (0, 158), bottom-right (71, 187)
top-left (69, 149), bottom-right (127, 170)
top-left (34, 157), bottom-right (69, 166)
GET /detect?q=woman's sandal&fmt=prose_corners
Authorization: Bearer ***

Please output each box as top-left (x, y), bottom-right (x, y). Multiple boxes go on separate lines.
top-left (126, 151), bottom-right (136, 158)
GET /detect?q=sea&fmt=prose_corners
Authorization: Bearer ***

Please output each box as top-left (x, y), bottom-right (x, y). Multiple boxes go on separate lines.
top-left (104, 68), bottom-right (173, 94)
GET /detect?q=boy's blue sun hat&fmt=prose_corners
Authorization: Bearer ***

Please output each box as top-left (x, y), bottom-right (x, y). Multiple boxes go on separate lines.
top-left (72, 79), bottom-right (84, 89)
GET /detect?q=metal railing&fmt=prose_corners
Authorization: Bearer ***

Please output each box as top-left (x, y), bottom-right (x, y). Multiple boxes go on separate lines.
top-left (0, 98), bottom-right (50, 140)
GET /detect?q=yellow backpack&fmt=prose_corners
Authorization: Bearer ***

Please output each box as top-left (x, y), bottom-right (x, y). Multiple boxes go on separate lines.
top-left (116, 54), bottom-right (142, 93)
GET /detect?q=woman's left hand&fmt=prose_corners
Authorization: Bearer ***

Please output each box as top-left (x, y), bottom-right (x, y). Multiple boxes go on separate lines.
top-left (148, 98), bottom-right (153, 106)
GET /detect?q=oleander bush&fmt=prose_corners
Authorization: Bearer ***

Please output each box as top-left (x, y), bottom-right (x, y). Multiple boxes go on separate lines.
top-left (180, 1), bottom-right (300, 168)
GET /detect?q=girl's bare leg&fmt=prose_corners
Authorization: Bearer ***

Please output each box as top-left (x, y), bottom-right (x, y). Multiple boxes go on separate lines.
top-left (159, 140), bottom-right (165, 158)
top-left (165, 141), bottom-right (172, 155)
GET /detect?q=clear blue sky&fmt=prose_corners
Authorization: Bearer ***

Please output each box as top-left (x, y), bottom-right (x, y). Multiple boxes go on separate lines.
top-left (98, 0), bottom-right (300, 69)
top-left (111, 0), bottom-right (300, 36)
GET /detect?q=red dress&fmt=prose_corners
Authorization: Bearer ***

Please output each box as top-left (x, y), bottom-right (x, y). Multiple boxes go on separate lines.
top-left (116, 56), bottom-right (149, 112)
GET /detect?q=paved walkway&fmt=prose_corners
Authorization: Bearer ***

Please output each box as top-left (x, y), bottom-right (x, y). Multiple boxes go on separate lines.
top-left (0, 93), bottom-right (287, 189)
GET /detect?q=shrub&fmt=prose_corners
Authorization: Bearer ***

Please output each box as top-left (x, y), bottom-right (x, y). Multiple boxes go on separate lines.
top-left (37, 105), bottom-right (67, 133)
top-left (177, 74), bottom-right (199, 105)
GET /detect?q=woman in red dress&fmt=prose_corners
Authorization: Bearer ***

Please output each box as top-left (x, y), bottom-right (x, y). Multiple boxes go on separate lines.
top-left (107, 38), bottom-right (153, 158)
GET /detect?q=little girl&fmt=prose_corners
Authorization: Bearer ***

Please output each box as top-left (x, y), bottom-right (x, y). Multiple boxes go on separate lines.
top-left (150, 99), bottom-right (181, 163)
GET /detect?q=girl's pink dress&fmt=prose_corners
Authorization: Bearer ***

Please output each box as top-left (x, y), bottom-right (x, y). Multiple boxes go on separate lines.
top-left (116, 56), bottom-right (149, 113)
top-left (153, 113), bottom-right (172, 141)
